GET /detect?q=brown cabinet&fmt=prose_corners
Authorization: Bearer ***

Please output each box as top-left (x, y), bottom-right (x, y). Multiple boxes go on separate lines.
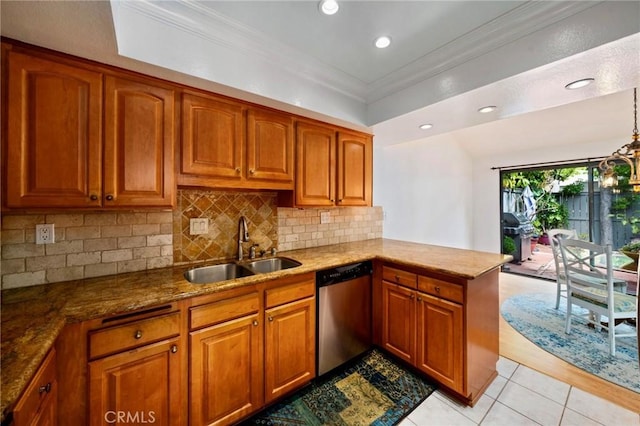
top-left (11, 348), bottom-right (57, 426)
top-left (5, 49), bottom-right (103, 208)
top-left (178, 92), bottom-right (294, 190)
top-left (283, 121), bottom-right (372, 207)
top-left (264, 293), bottom-right (315, 403)
top-left (3, 46), bottom-right (176, 209)
top-left (379, 264), bottom-right (498, 406)
top-left (189, 291), bottom-right (262, 426)
top-left (103, 75), bottom-right (175, 207)
top-left (87, 309), bottom-right (185, 426)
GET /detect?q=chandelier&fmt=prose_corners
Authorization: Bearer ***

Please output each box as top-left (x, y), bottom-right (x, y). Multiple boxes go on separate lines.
top-left (599, 88), bottom-right (640, 193)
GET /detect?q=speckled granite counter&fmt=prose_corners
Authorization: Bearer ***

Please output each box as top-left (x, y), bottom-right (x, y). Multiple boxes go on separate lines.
top-left (1, 238), bottom-right (511, 416)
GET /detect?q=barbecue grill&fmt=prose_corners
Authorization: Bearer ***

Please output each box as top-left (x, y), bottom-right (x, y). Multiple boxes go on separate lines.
top-left (503, 212), bottom-right (534, 263)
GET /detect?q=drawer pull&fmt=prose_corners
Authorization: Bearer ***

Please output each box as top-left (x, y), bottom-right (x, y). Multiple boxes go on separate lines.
top-left (395, 275), bottom-right (400, 282)
top-left (417, 296), bottom-right (422, 301)
top-left (171, 345), bottom-right (178, 354)
top-left (253, 320), bottom-right (259, 326)
top-left (38, 383), bottom-right (52, 394)
top-left (410, 293), bottom-right (415, 300)
top-left (134, 330), bottom-right (143, 339)
top-left (435, 286), bottom-right (441, 293)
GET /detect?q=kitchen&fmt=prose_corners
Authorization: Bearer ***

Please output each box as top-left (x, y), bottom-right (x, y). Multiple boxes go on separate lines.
top-left (2, 1), bottom-right (639, 425)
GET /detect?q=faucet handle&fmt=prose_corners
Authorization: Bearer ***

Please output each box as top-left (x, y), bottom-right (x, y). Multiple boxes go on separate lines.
top-left (249, 244), bottom-right (260, 260)
top-left (270, 247), bottom-right (278, 257)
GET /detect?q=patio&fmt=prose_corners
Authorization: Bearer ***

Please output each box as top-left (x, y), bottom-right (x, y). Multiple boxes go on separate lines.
top-left (502, 242), bottom-right (639, 296)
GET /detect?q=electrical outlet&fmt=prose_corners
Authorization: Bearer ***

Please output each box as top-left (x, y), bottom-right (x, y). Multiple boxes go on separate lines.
top-left (189, 218), bottom-right (209, 235)
top-left (320, 211), bottom-right (330, 224)
top-left (36, 224), bottom-right (55, 244)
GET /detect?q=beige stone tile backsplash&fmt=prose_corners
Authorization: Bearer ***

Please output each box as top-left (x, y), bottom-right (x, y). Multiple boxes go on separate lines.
top-left (1, 191), bottom-right (383, 289)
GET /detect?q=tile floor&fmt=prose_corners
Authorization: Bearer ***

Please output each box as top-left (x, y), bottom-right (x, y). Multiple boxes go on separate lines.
top-left (400, 357), bottom-right (640, 426)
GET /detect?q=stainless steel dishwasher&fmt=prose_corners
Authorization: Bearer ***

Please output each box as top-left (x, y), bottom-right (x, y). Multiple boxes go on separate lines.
top-left (316, 261), bottom-right (372, 376)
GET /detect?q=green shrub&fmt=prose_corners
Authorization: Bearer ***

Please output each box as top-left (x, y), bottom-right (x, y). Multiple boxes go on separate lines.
top-left (503, 236), bottom-right (516, 255)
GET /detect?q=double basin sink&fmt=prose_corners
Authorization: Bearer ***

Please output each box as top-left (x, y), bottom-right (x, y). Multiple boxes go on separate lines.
top-left (184, 257), bottom-right (302, 284)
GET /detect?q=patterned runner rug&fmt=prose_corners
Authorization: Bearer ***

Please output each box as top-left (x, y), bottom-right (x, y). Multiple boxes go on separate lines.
top-left (243, 348), bottom-right (437, 425)
top-left (501, 292), bottom-right (639, 392)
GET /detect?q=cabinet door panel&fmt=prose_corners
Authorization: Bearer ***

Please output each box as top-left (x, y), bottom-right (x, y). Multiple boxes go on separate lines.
top-left (247, 109), bottom-right (294, 185)
top-left (416, 293), bottom-right (463, 393)
top-left (104, 76), bottom-right (175, 207)
top-left (180, 93), bottom-right (244, 180)
top-left (190, 314), bottom-right (262, 426)
top-left (88, 338), bottom-right (184, 426)
top-left (6, 51), bottom-right (102, 207)
top-left (265, 297), bottom-right (315, 403)
top-left (337, 132), bottom-right (372, 206)
top-left (381, 281), bottom-right (415, 364)
top-left (295, 122), bottom-right (335, 206)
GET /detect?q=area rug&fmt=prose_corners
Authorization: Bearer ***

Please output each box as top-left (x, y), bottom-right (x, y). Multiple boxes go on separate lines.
top-left (243, 349), bottom-right (437, 425)
top-left (501, 293), bottom-right (639, 392)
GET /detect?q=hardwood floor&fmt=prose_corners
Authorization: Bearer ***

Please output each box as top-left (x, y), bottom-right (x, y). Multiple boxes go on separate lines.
top-left (499, 272), bottom-right (640, 413)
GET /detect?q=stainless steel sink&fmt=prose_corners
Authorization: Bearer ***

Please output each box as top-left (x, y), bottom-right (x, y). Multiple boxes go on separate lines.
top-left (184, 263), bottom-right (254, 284)
top-left (242, 257), bottom-right (302, 274)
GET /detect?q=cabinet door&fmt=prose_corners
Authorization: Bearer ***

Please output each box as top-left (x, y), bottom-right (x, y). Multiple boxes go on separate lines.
top-left (103, 76), bottom-right (175, 207)
top-left (264, 297), bottom-right (315, 404)
top-left (190, 314), bottom-right (262, 426)
top-left (337, 131), bottom-right (372, 206)
top-left (88, 338), bottom-right (184, 426)
top-left (247, 108), bottom-right (294, 188)
top-left (381, 281), bottom-right (415, 364)
top-left (416, 293), bottom-right (464, 393)
top-left (295, 122), bottom-right (336, 206)
top-left (12, 348), bottom-right (57, 426)
top-left (5, 51), bottom-right (103, 208)
top-left (180, 93), bottom-right (244, 182)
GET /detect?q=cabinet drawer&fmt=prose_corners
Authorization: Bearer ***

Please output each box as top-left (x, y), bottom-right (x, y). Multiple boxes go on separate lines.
top-left (382, 266), bottom-right (417, 289)
top-left (12, 348), bottom-right (57, 425)
top-left (418, 276), bottom-right (463, 303)
top-left (190, 292), bottom-right (260, 330)
top-left (89, 312), bottom-right (180, 359)
top-left (265, 279), bottom-right (315, 308)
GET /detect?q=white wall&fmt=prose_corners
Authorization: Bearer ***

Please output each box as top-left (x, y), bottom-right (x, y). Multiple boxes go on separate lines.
top-left (471, 138), bottom-right (625, 254)
top-left (374, 134), bottom-right (473, 249)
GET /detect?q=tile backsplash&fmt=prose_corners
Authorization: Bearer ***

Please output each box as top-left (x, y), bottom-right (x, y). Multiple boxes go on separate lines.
top-left (1, 191), bottom-right (383, 290)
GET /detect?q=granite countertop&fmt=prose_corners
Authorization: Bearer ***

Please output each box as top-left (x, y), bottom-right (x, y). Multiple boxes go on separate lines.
top-left (0, 238), bottom-right (511, 416)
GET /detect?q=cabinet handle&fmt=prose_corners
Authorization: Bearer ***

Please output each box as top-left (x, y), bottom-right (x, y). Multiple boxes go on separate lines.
top-left (435, 286), bottom-right (441, 293)
top-left (171, 345), bottom-right (178, 354)
top-left (330, 199), bottom-right (335, 202)
top-left (268, 316), bottom-right (273, 322)
top-left (417, 296), bottom-right (422, 301)
top-left (105, 194), bottom-right (114, 201)
top-left (339, 199), bottom-right (343, 202)
top-left (235, 167), bottom-right (241, 173)
top-left (253, 320), bottom-right (259, 326)
top-left (38, 383), bottom-right (52, 394)
top-left (395, 275), bottom-right (400, 282)
top-left (249, 169), bottom-right (255, 175)
top-left (90, 194), bottom-right (98, 201)
top-left (134, 330), bottom-right (143, 339)
top-left (410, 293), bottom-right (415, 300)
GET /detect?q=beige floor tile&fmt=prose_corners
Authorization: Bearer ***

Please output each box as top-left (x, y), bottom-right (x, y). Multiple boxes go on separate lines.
top-left (485, 374), bottom-right (508, 399)
top-left (560, 408), bottom-right (605, 426)
top-left (407, 393), bottom-right (477, 426)
top-left (497, 381), bottom-right (565, 425)
top-left (497, 356), bottom-right (519, 379)
top-left (435, 391), bottom-right (496, 424)
top-left (565, 387), bottom-right (640, 426)
top-left (481, 401), bottom-right (540, 426)
top-left (510, 365), bottom-right (570, 404)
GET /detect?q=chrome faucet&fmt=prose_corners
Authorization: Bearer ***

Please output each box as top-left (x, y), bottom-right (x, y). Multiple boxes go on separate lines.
top-left (238, 216), bottom-right (250, 261)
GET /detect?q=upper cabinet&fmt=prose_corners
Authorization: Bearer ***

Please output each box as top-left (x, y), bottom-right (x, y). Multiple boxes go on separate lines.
top-left (281, 121), bottom-right (372, 207)
top-left (178, 91), bottom-right (294, 190)
top-left (3, 44), bottom-right (176, 209)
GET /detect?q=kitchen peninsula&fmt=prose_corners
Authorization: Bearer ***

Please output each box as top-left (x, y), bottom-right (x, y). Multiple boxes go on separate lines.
top-left (1, 238), bottom-right (511, 424)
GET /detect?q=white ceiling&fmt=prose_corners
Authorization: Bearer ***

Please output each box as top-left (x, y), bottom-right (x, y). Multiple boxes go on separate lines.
top-left (1, 0), bottom-right (639, 152)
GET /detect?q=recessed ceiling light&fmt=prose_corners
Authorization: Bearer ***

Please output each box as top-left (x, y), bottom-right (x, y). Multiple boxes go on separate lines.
top-left (374, 36), bottom-right (391, 49)
top-left (565, 78), bottom-right (595, 90)
top-left (319, 0), bottom-right (339, 15)
top-left (419, 123), bottom-right (433, 130)
top-left (478, 106), bottom-right (497, 114)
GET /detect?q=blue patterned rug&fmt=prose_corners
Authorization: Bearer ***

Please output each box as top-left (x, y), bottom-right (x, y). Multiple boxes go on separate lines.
top-left (501, 293), bottom-right (639, 392)
top-left (243, 349), bottom-right (437, 425)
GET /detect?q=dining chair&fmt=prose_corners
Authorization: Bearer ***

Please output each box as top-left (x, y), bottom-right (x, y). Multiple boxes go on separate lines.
top-left (547, 228), bottom-right (578, 309)
top-left (558, 237), bottom-right (637, 356)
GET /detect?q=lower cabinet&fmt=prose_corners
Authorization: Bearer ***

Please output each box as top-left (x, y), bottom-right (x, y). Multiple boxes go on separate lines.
top-left (12, 348), bottom-right (57, 426)
top-left (86, 307), bottom-right (185, 426)
top-left (188, 273), bottom-right (316, 426)
top-left (379, 264), bottom-right (498, 405)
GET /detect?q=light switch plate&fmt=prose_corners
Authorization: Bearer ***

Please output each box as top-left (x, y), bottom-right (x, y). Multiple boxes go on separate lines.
top-left (320, 211), bottom-right (330, 224)
top-left (189, 218), bottom-right (209, 235)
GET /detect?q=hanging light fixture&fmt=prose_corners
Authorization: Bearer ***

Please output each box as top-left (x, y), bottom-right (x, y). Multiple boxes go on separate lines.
top-left (598, 88), bottom-right (640, 193)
